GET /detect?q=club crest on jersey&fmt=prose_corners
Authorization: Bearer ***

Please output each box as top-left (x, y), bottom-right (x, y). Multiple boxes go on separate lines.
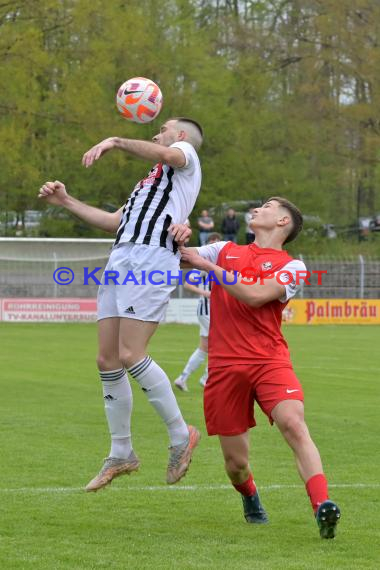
top-left (143, 163), bottom-right (163, 186)
top-left (262, 261), bottom-right (272, 270)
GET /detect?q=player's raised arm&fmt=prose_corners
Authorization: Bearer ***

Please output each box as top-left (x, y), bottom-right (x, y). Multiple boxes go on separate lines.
top-left (82, 137), bottom-right (186, 169)
top-left (38, 180), bottom-right (123, 234)
top-left (82, 118), bottom-right (203, 170)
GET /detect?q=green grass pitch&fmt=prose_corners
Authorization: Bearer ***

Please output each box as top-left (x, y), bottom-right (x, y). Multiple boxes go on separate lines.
top-left (0, 323), bottom-right (379, 569)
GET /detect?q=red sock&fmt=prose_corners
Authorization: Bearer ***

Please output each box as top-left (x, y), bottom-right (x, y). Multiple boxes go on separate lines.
top-left (233, 473), bottom-right (257, 497)
top-left (306, 473), bottom-right (329, 512)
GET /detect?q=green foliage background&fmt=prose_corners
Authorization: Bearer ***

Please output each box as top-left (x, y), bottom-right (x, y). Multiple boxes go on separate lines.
top-left (1, 0), bottom-right (380, 250)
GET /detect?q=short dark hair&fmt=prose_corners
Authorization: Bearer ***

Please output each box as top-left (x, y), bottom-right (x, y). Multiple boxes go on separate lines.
top-left (206, 232), bottom-right (222, 243)
top-left (266, 197), bottom-right (303, 243)
top-left (171, 117), bottom-right (203, 138)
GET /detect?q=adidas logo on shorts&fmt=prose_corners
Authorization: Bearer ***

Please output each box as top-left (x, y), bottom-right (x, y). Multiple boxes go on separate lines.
top-left (125, 306), bottom-right (135, 314)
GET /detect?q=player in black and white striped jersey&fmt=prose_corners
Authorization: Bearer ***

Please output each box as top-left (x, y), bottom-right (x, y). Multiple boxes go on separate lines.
top-left (38, 118), bottom-right (203, 490)
top-left (174, 233), bottom-right (222, 392)
top-left (113, 149), bottom-right (200, 252)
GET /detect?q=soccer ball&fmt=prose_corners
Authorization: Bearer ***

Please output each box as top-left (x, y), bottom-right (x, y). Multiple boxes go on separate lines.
top-left (116, 77), bottom-right (163, 124)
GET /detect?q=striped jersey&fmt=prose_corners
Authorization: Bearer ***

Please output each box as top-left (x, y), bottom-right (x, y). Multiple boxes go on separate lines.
top-left (197, 270), bottom-right (211, 317)
top-left (114, 141), bottom-right (201, 253)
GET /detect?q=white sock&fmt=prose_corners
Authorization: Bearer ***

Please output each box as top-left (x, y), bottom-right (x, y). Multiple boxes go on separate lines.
top-left (182, 348), bottom-right (207, 381)
top-left (128, 357), bottom-right (189, 447)
top-left (110, 437), bottom-right (132, 459)
top-left (200, 368), bottom-right (208, 384)
top-left (99, 369), bottom-right (133, 459)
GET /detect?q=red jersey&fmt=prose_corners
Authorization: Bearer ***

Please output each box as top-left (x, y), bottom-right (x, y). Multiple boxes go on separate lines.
top-left (208, 242), bottom-right (294, 367)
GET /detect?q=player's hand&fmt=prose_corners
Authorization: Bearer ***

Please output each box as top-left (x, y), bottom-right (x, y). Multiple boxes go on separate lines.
top-left (38, 180), bottom-right (69, 206)
top-left (179, 246), bottom-right (211, 270)
top-left (203, 290), bottom-right (211, 299)
top-left (82, 138), bottom-right (115, 167)
top-left (170, 223), bottom-right (192, 245)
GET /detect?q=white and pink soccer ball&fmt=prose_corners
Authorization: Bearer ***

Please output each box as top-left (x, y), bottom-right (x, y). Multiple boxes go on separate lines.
top-left (116, 77), bottom-right (163, 124)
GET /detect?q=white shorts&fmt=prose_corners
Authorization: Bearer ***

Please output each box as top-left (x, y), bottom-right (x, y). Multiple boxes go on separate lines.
top-left (97, 243), bottom-right (180, 322)
top-left (198, 313), bottom-right (210, 337)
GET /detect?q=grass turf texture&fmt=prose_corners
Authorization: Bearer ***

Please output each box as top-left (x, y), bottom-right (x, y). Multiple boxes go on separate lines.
top-left (0, 323), bottom-right (379, 569)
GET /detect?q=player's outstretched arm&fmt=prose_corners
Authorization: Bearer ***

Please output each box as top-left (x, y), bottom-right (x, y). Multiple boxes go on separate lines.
top-left (38, 180), bottom-right (123, 234)
top-left (82, 137), bottom-right (186, 168)
top-left (179, 247), bottom-right (211, 270)
top-left (215, 266), bottom-right (287, 307)
top-left (180, 247), bottom-right (286, 307)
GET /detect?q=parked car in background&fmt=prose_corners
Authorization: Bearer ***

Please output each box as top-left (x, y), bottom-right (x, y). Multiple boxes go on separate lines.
top-left (13, 210), bottom-right (44, 236)
top-left (24, 210), bottom-right (43, 230)
top-left (370, 213), bottom-right (380, 232)
top-left (0, 211), bottom-right (17, 234)
top-left (323, 224), bottom-right (337, 239)
top-left (358, 216), bottom-right (373, 240)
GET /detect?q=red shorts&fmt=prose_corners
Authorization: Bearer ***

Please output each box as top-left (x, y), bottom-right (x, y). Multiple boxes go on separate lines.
top-left (204, 363), bottom-right (304, 436)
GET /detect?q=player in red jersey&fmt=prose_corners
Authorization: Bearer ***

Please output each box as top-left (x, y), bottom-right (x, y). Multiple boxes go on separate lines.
top-left (180, 197), bottom-right (341, 539)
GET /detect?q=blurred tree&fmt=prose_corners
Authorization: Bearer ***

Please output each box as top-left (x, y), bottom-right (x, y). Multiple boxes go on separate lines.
top-left (0, 0), bottom-right (379, 237)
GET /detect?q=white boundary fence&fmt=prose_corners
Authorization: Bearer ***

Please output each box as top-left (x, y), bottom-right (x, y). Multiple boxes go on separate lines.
top-left (0, 238), bottom-right (379, 324)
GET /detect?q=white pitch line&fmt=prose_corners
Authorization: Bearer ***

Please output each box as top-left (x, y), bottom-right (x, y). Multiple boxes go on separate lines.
top-left (0, 483), bottom-right (378, 495)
